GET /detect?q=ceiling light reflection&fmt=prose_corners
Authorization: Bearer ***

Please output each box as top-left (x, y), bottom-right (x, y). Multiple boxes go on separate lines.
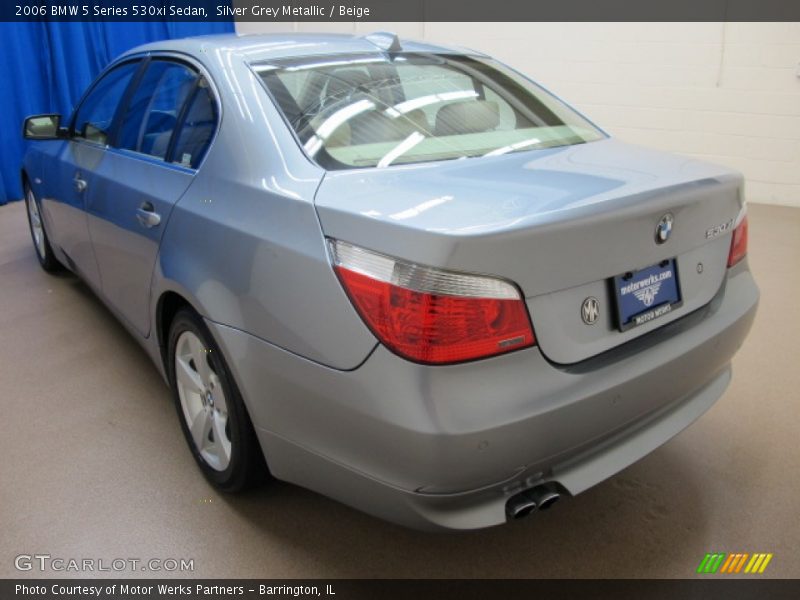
top-left (484, 137), bottom-right (542, 157)
top-left (389, 195), bottom-right (454, 220)
top-left (387, 90), bottom-right (478, 117)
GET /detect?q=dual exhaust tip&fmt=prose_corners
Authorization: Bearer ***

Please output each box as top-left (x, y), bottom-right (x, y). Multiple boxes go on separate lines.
top-left (506, 484), bottom-right (562, 520)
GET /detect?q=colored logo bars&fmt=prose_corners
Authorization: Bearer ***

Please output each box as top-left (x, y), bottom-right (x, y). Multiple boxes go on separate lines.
top-left (697, 553), bottom-right (774, 574)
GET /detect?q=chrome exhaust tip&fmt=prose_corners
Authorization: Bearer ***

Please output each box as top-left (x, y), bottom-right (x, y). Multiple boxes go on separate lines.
top-left (506, 493), bottom-right (538, 520)
top-left (506, 485), bottom-right (561, 520)
top-left (528, 486), bottom-right (560, 511)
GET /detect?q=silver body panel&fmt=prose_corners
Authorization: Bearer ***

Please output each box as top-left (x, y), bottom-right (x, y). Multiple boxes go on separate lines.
top-left (22, 33), bottom-right (759, 530)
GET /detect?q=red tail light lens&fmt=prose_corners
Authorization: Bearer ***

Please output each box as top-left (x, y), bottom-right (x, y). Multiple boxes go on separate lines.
top-left (329, 240), bottom-right (535, 365)
top-left (727, 215), bottom-right (748, 268)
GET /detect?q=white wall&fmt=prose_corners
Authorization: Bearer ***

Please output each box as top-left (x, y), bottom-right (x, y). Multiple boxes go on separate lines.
top-left (236, 22), bottom-right (800, 207)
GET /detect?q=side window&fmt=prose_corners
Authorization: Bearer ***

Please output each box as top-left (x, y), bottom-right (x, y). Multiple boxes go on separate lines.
top-left (118, 61), bottom-right (198, 159)
top-left (73, 61), bottom-right (140, 145)
top-left (170, 82), bottom-right (217, 169)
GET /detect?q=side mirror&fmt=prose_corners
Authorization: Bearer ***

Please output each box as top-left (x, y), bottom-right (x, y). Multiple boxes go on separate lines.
top-left (23, 114), bottom-right (65, 140)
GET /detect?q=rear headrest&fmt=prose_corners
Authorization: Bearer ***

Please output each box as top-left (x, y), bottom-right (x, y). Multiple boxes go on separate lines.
top-left (434, 100), bottom-right (500, 136)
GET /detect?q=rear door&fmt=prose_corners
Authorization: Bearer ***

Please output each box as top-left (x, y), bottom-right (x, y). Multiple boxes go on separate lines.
top-left (85, 57), bottom-right (217, 336)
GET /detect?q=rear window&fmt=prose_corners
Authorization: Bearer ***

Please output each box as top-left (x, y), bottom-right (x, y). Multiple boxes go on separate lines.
top-left (254, 53), bottom-right (605, 170)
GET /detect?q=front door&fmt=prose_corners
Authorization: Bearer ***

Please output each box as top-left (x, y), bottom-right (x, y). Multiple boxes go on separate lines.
top-left (47, 60), bottom-right (142, 288)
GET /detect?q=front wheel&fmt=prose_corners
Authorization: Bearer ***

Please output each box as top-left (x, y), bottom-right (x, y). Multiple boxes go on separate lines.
top-left (168, 309), bottom-right (267, 491)
top-left (24, 182), bottom-right (62, 272)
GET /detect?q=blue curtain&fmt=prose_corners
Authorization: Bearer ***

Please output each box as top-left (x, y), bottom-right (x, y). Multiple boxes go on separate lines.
top-left (0, 20), bottom-right (233, 204)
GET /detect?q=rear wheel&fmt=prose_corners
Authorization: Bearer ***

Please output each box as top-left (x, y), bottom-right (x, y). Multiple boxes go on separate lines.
top-left (24, 182), bottom-right (62, 272)
top-left (168, 309), bottom-right (267, 491)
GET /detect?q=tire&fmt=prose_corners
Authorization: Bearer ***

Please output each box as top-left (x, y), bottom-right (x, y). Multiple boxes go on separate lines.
top-left (24, 181), bottom-right (63, 273)
top-left (167, 308), bottom-right (267, 492)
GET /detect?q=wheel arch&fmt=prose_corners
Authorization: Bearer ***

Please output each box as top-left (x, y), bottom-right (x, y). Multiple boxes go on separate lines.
top-left (156, 290), bottom-right (194, 375)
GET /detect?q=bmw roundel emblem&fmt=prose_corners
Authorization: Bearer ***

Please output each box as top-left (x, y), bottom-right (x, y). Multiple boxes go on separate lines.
top-left (581, 297), bottom-right (600, 325)
top-left (655, 213), bottom-right (674, 244)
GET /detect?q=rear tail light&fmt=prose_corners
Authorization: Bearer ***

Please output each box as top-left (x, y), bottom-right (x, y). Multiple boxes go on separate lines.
top-left (727, 214), bottom-right (749, 267)
top-left (328, 240), bottom-right (535, 365)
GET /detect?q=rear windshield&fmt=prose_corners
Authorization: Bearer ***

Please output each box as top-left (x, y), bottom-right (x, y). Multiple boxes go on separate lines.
top-left (254, 53), bottom-right (605, 170)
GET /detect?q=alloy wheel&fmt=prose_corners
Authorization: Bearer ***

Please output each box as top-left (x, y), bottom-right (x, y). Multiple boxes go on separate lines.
top-left (26, 187), bottom-right (46, 260)
top-left (174, 330), bottom-right (232, 471)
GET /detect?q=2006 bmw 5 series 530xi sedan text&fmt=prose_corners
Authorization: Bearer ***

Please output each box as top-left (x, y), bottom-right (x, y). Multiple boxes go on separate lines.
top-left (21, 32), bottom-right (758, 530)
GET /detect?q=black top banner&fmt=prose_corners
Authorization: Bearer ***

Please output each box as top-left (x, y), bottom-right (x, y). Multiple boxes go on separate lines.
top-left (4, 0), bottom-right (800, 22)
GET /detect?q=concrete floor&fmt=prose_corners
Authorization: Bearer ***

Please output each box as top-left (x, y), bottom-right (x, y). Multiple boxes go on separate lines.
top-left (1, 200), bottom-right (798, 579)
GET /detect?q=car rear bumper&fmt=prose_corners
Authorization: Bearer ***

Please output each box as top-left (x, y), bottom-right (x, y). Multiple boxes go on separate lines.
top-left (208, 263), bottom-right (758, 530)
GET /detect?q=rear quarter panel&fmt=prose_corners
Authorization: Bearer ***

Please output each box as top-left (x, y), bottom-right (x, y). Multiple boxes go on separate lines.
top-left (154, 51), bottom-right (376, 370)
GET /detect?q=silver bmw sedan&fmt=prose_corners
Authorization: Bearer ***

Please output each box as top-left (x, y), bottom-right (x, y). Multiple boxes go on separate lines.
top-left (21, 32), bottom-right (758, 530)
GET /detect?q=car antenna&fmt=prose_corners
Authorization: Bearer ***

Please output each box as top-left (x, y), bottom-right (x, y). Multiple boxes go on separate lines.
top-left (363, 31), bottom-right (403, 53)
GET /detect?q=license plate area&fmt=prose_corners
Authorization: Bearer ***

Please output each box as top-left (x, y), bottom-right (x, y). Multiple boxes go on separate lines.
top-left (613, 259), bottom-right (682, 331)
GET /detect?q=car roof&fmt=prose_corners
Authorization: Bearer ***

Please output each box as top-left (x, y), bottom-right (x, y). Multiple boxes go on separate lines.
top-left (122, 32), bottom-right (485, 63)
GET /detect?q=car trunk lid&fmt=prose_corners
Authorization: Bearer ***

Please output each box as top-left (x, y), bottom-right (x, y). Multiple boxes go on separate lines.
top-left (314, 138), bottom-right (744, 364)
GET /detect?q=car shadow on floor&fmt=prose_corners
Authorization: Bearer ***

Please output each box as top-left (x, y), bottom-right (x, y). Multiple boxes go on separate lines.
top-left (48, 265), bottom-right (712, 579)
top-left (217, 441), bottom-right (710, 578)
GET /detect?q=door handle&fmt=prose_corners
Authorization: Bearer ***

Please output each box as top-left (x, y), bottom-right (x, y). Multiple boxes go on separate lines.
top-left (136, 202), bottom-right (162, 228)
top-left (73, 175), bottom-right (87, 193)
